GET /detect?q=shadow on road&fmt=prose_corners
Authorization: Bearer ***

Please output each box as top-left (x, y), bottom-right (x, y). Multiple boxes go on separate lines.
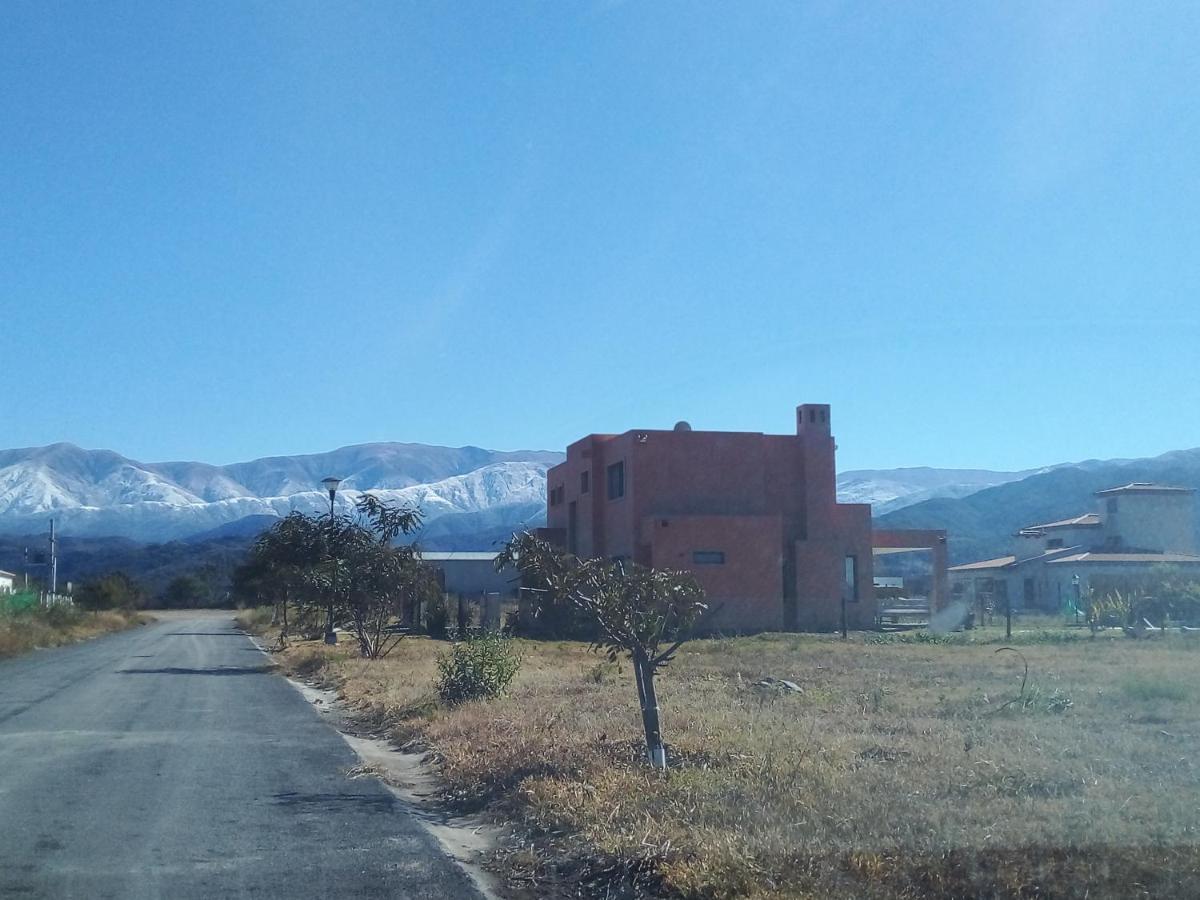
top-left (272, 792), bottom-right (396, 813)
top-left (115, 665), bottom-right (277, 676)
top-left (165, 632), bottom-right (245, 637)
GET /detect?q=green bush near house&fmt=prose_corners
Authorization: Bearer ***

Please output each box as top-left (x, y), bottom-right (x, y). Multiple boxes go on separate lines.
top-left (435, 632), bottom-right (521, 705)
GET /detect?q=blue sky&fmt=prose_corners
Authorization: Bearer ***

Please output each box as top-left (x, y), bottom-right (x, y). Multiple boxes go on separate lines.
top-left (3, 1), bottom-right (1198, 471)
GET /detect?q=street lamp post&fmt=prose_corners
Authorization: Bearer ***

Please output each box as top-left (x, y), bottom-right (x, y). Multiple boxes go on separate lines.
top-left (321, 476), bottom-right (342, 645)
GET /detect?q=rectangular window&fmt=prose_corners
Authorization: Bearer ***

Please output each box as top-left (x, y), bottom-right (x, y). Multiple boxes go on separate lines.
top-left (1047, 538), bottom-right (1063, 549)
top-left (693, 550), bottom-right (725, 565)
top-left (580, 471), bottom-right (589, 494)
top-left (1107, 498), bottom-right (1118, 514)
top-left (606, 461), bottom-right (625, 500)
top-left (844, 555), bottom-right (858, 601)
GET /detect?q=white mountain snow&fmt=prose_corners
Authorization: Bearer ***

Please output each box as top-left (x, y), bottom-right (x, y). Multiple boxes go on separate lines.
top-left (0, 442), bottom-right (563, 542)
top-left (835, 467), bottom-right (1046, 515)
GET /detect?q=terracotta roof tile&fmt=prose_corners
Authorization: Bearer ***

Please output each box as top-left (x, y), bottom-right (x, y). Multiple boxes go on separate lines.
top-left (948, 555), bottom-right (1016, 572)
top-left (1094, 483), bottom-right (1194, 496)
top-left (1047, 552), bottom-right (1200, 565)
top-left (1024, 513), bottom-right (1101, 530)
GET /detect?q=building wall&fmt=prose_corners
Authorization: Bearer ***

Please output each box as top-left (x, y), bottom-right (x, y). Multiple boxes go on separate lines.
top-left (645, 513), bottom-right (784, 631)
top-left (793, 503), bottom-right (875, 630)
top-left (426, 560), bottom-right (515, 597)
top-left (547, 404), bottom-right (868, 632)
top-left (1101, 492), bottom-right (1197, 554)
top-left (0, 573), bottom-right (13, 595)
top-left (1011, 526), bottom-right (1100, 558)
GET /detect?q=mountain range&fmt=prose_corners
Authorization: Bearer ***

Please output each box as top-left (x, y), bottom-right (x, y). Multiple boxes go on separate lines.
top-left (835, 466), bottom-right (1044, 515)
top-left (2, 441), bottom-right (1198, 588)
top-left (0, 442), bottom-right (561, 544)
top-left (876, 448), bottom-right (1200, 563)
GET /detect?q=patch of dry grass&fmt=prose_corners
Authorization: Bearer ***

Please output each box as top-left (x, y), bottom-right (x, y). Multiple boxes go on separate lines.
top-left (0, 607), bottom-right (144, 659)
top-left (267, 627), bottom-right (1200, 898)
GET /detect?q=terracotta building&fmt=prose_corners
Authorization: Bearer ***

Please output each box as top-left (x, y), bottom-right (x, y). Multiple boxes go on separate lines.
top-left (540, 403), bottom-right (880, 631)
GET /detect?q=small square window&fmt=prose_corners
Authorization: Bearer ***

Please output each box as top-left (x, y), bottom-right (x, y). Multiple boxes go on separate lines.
top-left (693, 550), bottom-right (725, 565)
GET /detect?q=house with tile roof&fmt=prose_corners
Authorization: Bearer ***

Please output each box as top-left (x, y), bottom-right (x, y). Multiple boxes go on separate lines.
top-left (949, 483), bottom-right (1200, 613)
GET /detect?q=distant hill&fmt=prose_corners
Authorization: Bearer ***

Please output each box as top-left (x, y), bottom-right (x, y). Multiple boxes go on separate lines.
top-left (875, 448), bottom-right (1200, 563)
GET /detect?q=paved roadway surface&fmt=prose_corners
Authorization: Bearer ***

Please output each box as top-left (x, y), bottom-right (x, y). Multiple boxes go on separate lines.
top-left (0, 615), bottom-right (485, 899)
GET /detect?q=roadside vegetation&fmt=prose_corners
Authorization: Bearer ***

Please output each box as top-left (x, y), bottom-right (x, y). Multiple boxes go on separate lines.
top-left (236, 523), bottom-right (1200, 898)
top-left (241, 608), bottom-right (1200, 899)
top-left (0, 590), bottom-right (143, 659)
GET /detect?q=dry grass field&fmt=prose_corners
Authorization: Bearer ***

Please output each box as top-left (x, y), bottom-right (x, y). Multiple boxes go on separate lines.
top-left (0, 607), bottom-right (144, 659)
top-left (248, 612), bottom-right (1200, 899)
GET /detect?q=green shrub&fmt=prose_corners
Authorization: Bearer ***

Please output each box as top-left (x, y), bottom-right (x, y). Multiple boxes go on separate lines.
top-left (1, 591), bottom-right (39, 616)
top-left (425, 595), bottom-right (450, 639)
top-left (1119, 674), bottom-right (1192, 703)
top-left (436, 633), bottom-right (521, 705)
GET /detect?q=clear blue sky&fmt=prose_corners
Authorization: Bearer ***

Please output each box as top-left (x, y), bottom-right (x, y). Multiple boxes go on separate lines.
top-left (3, 2), bottom-right (1198, 471)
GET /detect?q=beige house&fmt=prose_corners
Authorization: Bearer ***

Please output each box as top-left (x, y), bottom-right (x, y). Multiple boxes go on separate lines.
top-left (949, 483), bottom-right (1200, 613)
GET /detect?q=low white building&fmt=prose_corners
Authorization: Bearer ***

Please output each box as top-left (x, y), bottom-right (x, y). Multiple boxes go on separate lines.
top-left (950, 483), bottom-right (1200, 612)
top-left (0, 570), bottom-right (15, 595)
top-left (420, 551), bottom-right (515, 598)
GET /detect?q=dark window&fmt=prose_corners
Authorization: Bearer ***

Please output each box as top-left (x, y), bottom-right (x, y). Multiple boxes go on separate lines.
top-left (580, 471), bottom-right (589, 494)
top-left (1047, 538), bottom-right (1063, 549)
top-left (1107, 498), bottom-right (1118, 513)
top-left (550, 485), bottom-right (564, 506)
top-left (693, 550), bottom-right (725, 565)
top-left (606, 461), bottom-right (625, 500)
top-left (844, 555), bottom-right (858, 601)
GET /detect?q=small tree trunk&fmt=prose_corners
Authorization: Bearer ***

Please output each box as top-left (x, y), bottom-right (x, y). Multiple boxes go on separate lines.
top-left (634, 652), bottom-right (667, 770)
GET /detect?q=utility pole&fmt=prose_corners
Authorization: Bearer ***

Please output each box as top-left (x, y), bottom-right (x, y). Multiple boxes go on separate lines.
top-left (49, 518), bottom-right (58, 597)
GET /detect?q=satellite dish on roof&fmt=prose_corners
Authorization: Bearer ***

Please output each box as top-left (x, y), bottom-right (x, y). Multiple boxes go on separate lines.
top-left (673, 421), bottom-right (692, 432)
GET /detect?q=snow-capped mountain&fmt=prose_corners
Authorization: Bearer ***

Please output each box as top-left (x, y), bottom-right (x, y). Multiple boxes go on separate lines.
top-left (836, 466), bottom-right (1046, 515)
top-left (0, 440), bottom-right (1068, 545)
top-left (0, 442), bottom-right (563, 542)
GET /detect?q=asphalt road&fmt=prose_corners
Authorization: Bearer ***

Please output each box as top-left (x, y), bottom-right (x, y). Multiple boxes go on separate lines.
top-left (0, 615), bottom-right (485, 899)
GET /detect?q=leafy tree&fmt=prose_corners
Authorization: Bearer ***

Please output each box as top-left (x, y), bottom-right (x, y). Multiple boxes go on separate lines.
top-left (237, 512), bottom-right (331, 643)
top-left (497, 532), bottom-right (708, 769)
top-left (236, 496), bottom-right (434, 657)
top-left (161, 574), bottom-right (206, 609)
top-left (75, 571), bottom-right (146, 611)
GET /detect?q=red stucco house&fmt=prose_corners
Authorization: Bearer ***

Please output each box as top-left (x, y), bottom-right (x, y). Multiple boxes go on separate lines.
top-left (541, 403), bottom-right (882, 631)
